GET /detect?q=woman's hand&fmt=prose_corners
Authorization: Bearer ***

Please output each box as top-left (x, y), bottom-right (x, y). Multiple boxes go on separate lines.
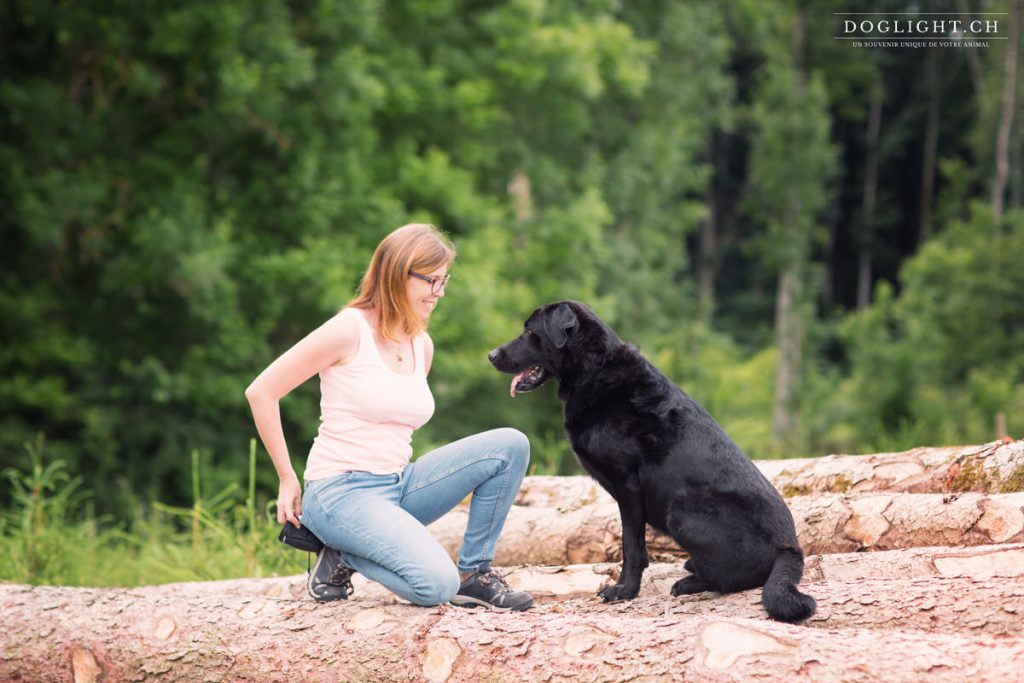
top-left (277, 474), bottom-right (303, 527)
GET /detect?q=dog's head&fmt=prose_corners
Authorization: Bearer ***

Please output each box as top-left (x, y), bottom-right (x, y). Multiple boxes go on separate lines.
top-left (488, 300), bottom-right (615, 397)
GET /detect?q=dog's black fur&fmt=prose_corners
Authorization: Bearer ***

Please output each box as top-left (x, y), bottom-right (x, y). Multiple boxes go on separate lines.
top-left (489, 301), bottom-right (816, 623)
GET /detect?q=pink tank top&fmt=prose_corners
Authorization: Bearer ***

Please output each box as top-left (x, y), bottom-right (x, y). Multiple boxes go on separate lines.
top-left (303, 308), bottom-right (435, 481)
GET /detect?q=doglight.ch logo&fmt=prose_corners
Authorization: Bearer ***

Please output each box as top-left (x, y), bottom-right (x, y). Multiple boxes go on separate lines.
top-left (836, 10), bottom-right (1006, 48)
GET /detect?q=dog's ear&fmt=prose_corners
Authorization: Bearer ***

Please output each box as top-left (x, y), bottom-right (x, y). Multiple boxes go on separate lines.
top-left (544, 303), bottom-right (578, 349)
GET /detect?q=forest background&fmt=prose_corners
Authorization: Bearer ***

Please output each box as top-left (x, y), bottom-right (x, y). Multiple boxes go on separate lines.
top-left (1, 0), bottom-right (1022, 586)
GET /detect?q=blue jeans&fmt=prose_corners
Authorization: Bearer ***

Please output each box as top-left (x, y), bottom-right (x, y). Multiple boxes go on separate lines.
top-left (300, 428), bottom-right (530, 606)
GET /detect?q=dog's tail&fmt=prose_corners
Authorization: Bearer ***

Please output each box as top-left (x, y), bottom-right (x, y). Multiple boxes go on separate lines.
top-left (761, 547), bottom-right (816, 623)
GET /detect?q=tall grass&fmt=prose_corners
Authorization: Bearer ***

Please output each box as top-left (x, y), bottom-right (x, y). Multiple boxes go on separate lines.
top-left (0, 439), bottom-right (308, 587)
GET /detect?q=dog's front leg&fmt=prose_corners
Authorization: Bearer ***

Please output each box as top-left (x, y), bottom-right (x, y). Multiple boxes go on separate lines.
top-left (598, 478), bottom-right (648, 602)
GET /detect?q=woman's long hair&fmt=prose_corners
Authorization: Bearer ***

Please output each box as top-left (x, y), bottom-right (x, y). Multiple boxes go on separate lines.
top-left (347, 224), bottom-right (456, 342)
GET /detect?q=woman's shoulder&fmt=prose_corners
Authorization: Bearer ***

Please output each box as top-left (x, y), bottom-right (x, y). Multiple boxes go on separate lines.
top-left (332, 306), bottom-right (362, 325)
top-left (336, 306), bottom-right (373, 330)
top-left (317, 308), bottom-right (364, 360)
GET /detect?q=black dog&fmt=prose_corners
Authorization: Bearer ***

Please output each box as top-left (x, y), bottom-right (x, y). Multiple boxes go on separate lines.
top-left (489, 301), bottom-right (816, 623)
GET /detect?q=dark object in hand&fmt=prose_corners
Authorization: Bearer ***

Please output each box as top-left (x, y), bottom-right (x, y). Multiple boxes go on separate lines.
top-left (278, 521), bottom-right (325, 553)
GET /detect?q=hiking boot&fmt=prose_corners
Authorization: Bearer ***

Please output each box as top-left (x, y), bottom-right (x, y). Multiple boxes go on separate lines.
top-left (450, 566), bottom-right (534, 611)
top-left (307, 546), bottom-right (355, 602)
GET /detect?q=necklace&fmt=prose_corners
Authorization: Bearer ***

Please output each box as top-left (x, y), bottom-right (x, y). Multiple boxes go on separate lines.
top-left (369, 313), bottom-right (409, 363)
top-left (389, 339), bottom-right (406, 363)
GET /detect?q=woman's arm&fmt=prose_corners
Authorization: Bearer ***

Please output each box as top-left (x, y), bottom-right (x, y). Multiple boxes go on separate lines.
top-left (245, 311), bottom-right (359, 527)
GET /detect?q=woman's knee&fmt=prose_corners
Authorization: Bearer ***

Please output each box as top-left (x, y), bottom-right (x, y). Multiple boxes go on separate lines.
top-left (407, 565), bottom-right (460, 606)
top-left (492, 427), bottom-right (530, 473)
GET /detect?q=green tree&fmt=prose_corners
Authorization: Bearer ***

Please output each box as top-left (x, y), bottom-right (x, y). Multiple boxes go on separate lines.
top-left (743, 5), bottom-right (836, 449)
top-left (836, 202), bottom-right (1024, 450)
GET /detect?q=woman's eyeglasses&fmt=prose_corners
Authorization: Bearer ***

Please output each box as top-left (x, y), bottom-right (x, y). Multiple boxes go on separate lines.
top-left (409, 271), bottom-right (451, 295)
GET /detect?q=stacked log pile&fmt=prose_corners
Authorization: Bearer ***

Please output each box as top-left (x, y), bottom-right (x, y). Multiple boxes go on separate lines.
top-left (428, 438), bottom-right (1024, 564)
top-left (2, 440), bottom-right (1023, 681)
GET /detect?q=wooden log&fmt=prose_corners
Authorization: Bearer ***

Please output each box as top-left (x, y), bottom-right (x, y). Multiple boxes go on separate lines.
top-left (163, 543), bottom-right (1024, 636)
top-left (792, 491), bottom-right (1024, 555)
top-left (428, 490), bottom-right (1024, 565)
top-left (2, 545), bottom-right (1023, 682)
top-left (141, 542), bottom-right (1024, 603)
top-left (513, 439), bottom-right (1024, 510)
top-left (762, 438), bottom-right (1024, 496)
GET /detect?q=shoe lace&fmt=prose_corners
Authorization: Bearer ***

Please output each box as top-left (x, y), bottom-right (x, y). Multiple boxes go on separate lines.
top-left (328, 563), bottom-right (355, 593)
top-left (477, 568), bottom-right (512, 592)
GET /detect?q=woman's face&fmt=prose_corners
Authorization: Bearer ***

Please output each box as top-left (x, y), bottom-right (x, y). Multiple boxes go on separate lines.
top-left (406, 264), bottom-right (450, 322)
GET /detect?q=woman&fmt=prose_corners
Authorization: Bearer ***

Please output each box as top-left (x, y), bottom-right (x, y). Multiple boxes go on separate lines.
top-left (245, 223), bottom-right (533, 611)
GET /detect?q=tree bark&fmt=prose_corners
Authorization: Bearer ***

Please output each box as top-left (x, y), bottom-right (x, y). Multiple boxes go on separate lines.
top-left (773, 261), bottom-right (803, 446)
top-left (993, 0), bottom-right (1021, 222)
top-left (429, 487), bottom-right (1024, 565)
top-left (957, 0), bottom-right (985, 97)
top-left (790, 491), bottom-right (1024, 555)
top-left (919, 48), bottom-right (940, 246)
top-left (424, 440), bottom-right (1024, 566)
top-left (858, 77), bottom-right (882, 310)
top-left (139, 542), bottom-right (1024, 608)
top-left (772, 7), bottom-right (809, 448)
top-left (2, 545), bottom-right (1022, 682)
top-left (512, 439), bottom-right (1024, 511)
top-left (821, 159), bottom-right (840, 309)
top-left (756, 437), bottom-right (1024, 496)
top-left (4, 441), bottom-right (1023, 681)
top-left (698, 174), bottom-right (718, 322)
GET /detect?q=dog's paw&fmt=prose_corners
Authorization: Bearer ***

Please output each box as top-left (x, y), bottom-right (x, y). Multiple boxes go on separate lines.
top-left (670, 575), bottom-right (712, 596)
top-left (598, 583), bottom-right (639, 602)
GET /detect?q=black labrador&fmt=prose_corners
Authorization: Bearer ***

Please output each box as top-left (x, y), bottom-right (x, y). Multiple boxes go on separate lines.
top-left (489, 301), bottom-right (816, 623)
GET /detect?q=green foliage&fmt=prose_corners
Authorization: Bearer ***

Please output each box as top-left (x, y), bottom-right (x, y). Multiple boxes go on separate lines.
top-left (1, 436), bottom-right (93, 583)
top-left (828, 203), bottom-right (1024, 451)
top-left (1, 0), bottom-right (1022, 588)
top-left (0, 438), bottom-right (308, 586)
top-left (3, 0), bottom-right (698, 510)
top-left (746, 63), bottom-right (837, 268)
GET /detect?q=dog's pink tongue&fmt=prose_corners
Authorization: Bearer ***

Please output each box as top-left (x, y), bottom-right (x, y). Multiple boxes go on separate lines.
top-left (510, 371), bottom-right (528, 398)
